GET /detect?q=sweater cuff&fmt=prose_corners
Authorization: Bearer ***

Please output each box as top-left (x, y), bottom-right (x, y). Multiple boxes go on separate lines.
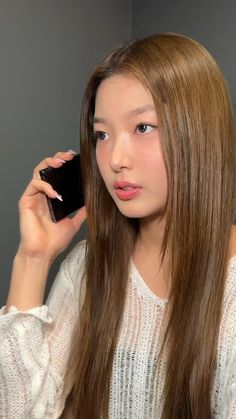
top-left (0, 304), bottom-right (53, 327)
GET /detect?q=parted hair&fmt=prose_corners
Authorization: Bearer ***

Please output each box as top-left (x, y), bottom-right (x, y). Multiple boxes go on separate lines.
top-left (62, 33), bottom-right (236, 418)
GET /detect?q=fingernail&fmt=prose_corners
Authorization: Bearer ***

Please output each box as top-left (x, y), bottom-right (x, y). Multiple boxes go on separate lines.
top-left (55, 193), bottom-right (63, 201)
top-left (67, 149), bottom-right (77, 155)
top-left (55, 158), bottom-right (66, 163)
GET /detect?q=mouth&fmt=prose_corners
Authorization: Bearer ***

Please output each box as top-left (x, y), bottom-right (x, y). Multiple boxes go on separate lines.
top-left (114, 181), bottom-right (140, 189)
top-left (113, 181), bottom-right (142, 200)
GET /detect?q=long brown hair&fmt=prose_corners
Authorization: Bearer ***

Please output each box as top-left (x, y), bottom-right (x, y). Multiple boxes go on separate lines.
top-left (63, 33), bottom-right (236, 418)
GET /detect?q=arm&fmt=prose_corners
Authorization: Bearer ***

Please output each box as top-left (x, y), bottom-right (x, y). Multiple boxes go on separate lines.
top-left (4, 253), bottom-right (51, 313)
top-left (0, 241), bottom-right (86, 419)
top-left (5, 150), bottom-right (86, 313)
top-left (0, 151), bottom-right (86, 418)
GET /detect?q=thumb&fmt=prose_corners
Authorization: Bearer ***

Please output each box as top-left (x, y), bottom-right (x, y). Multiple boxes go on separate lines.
top-left (70, 206), bottom-right (87, 233)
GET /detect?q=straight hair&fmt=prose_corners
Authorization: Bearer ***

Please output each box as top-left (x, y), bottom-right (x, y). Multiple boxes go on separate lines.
top-left (62, 33), bottom-right (236, 418)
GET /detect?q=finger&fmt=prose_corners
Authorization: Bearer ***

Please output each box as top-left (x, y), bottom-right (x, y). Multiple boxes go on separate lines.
top-left (69, 206), bottom-right (87, 233)
top-left (53, 150), bottom-right (77, 159)
top-left (33, 150), bottom-right (78, 179)
top-left (33, 157), bottom-right (65, 179)
top-left (20, 178), bottom-right (61, 202)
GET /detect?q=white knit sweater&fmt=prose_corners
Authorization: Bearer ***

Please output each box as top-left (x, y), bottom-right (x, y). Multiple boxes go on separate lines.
top-left (1, 240), bottom-right (236, 418)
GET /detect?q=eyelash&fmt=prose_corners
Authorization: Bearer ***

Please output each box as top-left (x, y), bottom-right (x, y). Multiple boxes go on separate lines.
top-left (93, 123), bottom-right (158, 142)
top-left (93, 131), bottom-right (109, 142)
top-left (135, 123), bottom-right (157, 134)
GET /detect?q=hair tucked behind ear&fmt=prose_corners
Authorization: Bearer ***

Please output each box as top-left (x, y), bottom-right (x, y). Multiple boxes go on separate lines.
top-left (62, 33), bottom-right (236, 418)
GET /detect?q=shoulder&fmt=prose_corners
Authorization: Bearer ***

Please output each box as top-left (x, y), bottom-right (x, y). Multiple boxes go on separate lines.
top-left (59, 239), bottom-right (87, 289)
top-left (215, 246), bottom-right (236, 386)
top-left (219, 226), bottom-right (236, 343)
top-left (62, 239), bottom-right (87, 270)
top-left (44, 240), bottom-right (87, 311)
top-left (214, 257), bottom-right (236, 415)
top-left (220, 236), bottom-right (236, 346)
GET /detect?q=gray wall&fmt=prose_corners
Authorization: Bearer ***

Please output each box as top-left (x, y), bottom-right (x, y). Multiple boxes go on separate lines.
top-left (0, 0), bottom-right (132, 307)
top-left (1, 0), bottom-right (236, 307)
top-left (132, 0), bottom-right (236, 111)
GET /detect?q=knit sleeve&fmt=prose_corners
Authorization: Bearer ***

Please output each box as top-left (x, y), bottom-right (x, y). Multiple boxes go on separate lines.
top-left (219, 318), bottom-right (236, 419)
top-left (224, 349), bottom-right (236, 418)
top-left (0, 240), bottom-right (86, 419)
top-left (216, 259), bottom-right (236, 419)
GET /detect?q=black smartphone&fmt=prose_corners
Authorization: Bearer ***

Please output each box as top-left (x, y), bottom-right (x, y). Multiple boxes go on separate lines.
top-left (39, 153), bottom-right (84, 222)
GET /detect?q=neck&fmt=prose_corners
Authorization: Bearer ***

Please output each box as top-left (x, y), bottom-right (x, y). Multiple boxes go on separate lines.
top-left (135, 214), bottom-right (171, 274)
top-left (137, 214), bottom-right (167, 256)
top-left (133, 214), bottom-right (171, 298)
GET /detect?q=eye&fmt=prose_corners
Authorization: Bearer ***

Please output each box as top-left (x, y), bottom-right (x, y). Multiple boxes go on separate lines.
top-left (136, 124), bottom-right (157, 134)
top-left (93, 131), bottom-right (109, 141)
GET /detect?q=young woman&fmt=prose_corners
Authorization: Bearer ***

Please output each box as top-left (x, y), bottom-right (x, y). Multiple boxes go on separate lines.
top-left (1, 33), bottom-right (236, 419)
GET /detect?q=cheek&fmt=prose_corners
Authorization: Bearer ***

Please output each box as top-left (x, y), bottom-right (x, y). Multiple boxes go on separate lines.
top-left (140, 145), bottom-right (166, 175)
top-left (143, 150), bottom-right (168, 192)
top-left (154, 157), bottom-right (167, 187)
top-left (156, 161), bottom-right (168, 199)
top-left (96, 144), bottom-right (108, 178)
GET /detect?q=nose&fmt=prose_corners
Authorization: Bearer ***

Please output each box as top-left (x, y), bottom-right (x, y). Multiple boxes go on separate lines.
top-left (110, 134), bottom-right (132, 173)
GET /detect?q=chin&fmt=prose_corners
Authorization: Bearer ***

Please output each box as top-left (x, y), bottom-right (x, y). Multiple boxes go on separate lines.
top-left (115, 202), bottom-right (166, 220)
top-left (116, 207), bottom-right (159, 219)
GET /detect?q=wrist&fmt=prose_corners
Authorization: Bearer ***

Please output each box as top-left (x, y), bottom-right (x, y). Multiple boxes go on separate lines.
top-left (16, 244), bottom-right (55, 266)
top-left (13, 252), bottom-right (52, 271)
top-left (5, 252), bottom-right (52, 312)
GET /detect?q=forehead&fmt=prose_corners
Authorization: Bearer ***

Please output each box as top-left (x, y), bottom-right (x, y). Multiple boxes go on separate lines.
top-left (95, 74), bottom-right (154, 114)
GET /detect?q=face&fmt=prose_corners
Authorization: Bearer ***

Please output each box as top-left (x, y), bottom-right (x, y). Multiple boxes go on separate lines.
top-left (93, 73), bottom-right (167, 220)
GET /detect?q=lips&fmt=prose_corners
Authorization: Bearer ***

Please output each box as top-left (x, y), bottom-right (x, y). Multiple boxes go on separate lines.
top-left (114, 181), bottom-right (142, 200)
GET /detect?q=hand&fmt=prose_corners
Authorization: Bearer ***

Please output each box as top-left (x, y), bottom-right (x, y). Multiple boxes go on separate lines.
top-left (17, 151), bottom-right (87, 263)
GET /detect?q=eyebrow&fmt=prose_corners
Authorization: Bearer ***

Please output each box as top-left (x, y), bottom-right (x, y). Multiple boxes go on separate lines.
top-left (93, 104), bottom-right (156, 124)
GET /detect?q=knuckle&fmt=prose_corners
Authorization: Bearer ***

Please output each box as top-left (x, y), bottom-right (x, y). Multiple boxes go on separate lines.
top-left (40, 157), bottom-right (51, 168)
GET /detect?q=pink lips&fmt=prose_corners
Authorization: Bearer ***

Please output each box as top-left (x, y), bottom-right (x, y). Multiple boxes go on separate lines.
top-left (114, 181), bottom-right (142, 201)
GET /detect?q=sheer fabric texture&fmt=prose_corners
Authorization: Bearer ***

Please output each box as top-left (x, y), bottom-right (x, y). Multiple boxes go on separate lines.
top-left (1, 240), bottom-right (236, 418)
